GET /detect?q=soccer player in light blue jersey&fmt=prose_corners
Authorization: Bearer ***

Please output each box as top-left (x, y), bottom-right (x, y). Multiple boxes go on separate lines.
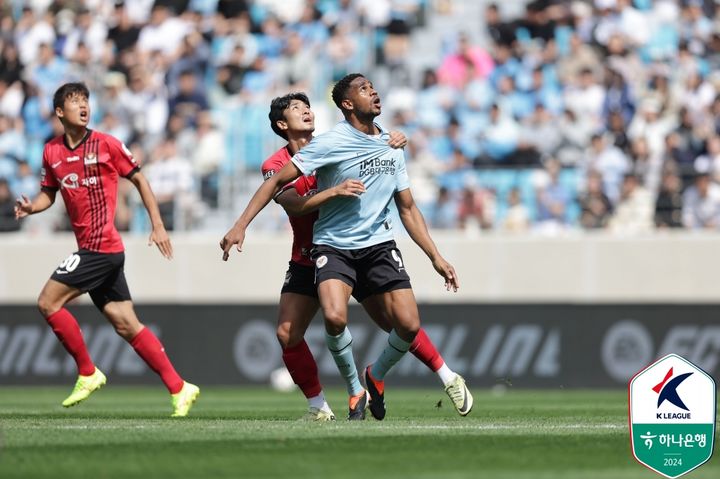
top-left (221, 74), bottom-right (472, 419)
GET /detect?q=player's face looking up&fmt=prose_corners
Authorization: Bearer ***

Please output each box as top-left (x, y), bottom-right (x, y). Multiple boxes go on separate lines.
top-left (346, 77), bottom-right (381, 118)
top-left (57, 93), bottom-right (90, 128)
top-left (282, 99), bottom-right (315, 135)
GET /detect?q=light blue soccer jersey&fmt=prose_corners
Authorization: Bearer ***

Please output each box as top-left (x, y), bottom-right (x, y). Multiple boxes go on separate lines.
top-left (291, 120), bottom-right (409, 249)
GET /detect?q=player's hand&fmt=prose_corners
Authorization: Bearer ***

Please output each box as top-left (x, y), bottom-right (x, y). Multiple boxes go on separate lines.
top-left (388, 130), bottom-right (408, 149)
top-left (333, 179), bottom-right (365, 197)
top-left (220, 225), bottom-right (245, 261)
top-left (149, 226), bottom-right (173, 259)
top-left (14, 195), bottom-right (32, 219)
top-left (432, 257), bottom-right (459, 292)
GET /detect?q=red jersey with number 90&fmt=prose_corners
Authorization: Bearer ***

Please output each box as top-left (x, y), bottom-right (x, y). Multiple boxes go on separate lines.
top-left (40, 130), bottom-right (139, 253)
top-left (262, 146), bottom-right (317, 267)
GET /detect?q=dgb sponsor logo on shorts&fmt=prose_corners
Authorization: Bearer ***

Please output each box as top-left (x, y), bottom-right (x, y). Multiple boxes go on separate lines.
top-left (316, 256), bottom-right (328, 268)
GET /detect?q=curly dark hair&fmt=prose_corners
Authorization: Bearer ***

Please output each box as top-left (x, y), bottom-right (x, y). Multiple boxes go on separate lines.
top-left (268, 92), bottom-right (311, 139)
top-left (53, 82), bottom-right (90, 111)
top-left (331, 73), bottom-right (365, 112)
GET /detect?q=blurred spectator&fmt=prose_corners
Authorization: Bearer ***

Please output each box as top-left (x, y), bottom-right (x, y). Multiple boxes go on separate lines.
top-left (628, 136), bottom-right (662, 195)
top-left (108, 2), bottom-right (142, 54)
top-left (517, 104), bottom-right (561, 166)
top-left (609, 173), bottom-right (654, 234)
top-left (535, 158), bottom-right (572, 226)
top-left (438, 32), bottom-right (493, 89)
top-left (579, 170), bottom-right (613, 229)
top-left (30, 42), bottom-right (68, 112)
top-left (11, 161), bottom-right (38, 199)
top-left (556, 108), bottom-right (593, 166)
top-left (682, 172), bottom-right (720, 229)
top-left (581, 134), bottom-right (631, 204)
top-left (144, 136), bottom-right (195, 230)
top-left (654, 170), bottom-right (683, 228)
top-left (14, 7), bottom-right (56, 66)
top-left (0, 114), bottom-right (25, 178)
top-left (428, 186), bottom-right (457, 229)
top-left (191, 111), bottom-right (224, 208)
top-left (478, 104), bottom-right (520, 165)
top-left (602, 68), bottom-right (635, 127)
top-left (563, 67), bottom-right (605, 130)
top-left (502, 187), bottom-right (530, 232)
top-left (62, 7), bottom-right (108, 61)
top-left (457, 182), bottom-right (493, 231)
top-left (275, 31), bottom-right (315, 92)
top-left (137, 4), bottom-right (190, 57)
top-left (0, 177), bottom-right (20, 232)
top-left (326, 22), bottom-right (356, 82)
top-left (484, 3), bottom-right (516, 47)
top-left (557, 33), bottom-right (602, 85)
top-left (606, 110), bottom-right (631, 153)
top-left (168, 70), bottom-right (208, 129)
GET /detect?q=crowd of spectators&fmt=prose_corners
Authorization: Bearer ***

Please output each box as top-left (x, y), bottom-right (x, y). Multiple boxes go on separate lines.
top-left (391, 0), bottom-right (720, 234)
top-left (1, 0), bottom-right (719, 235)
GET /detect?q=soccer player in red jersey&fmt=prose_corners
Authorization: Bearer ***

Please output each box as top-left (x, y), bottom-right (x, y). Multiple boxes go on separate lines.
top-left (259, 92), bottom-right (472, 420)
top-left (14, 83), bottom-right (199, 417)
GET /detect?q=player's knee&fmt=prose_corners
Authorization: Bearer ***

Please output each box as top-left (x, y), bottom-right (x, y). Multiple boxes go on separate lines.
top-left (37, 294), bottom-right (61, 318)
top-left (111, 317), bottom-right (142, 341)
top-left (395, 317), bottom-right (420, 341)
top-left (322, 311), bottom-right (347, 336)
top-left (276, 325), bottom-right (292, 348)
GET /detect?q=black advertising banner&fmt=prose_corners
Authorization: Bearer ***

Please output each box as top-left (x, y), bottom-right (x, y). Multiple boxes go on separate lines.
top-left (0, 304), bottom-right (718, 388)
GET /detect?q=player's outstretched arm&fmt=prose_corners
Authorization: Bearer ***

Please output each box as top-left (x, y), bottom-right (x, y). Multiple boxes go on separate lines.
top-left (129, 171), bottom-right (173, 260)
top-left (14, 190), bottom-right (56, 219)
top-left (277, 179), bottom-right (365, 216)
top-left (220, 161), bottom-right (302, 261)
top-left (394, 188), bottom-right (460, 292)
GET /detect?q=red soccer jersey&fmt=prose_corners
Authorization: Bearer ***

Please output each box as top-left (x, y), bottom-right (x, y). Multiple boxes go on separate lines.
top-left (262, 146), bottom-right (317, 267)
top-left (40, 130), bottom-right (139, 253)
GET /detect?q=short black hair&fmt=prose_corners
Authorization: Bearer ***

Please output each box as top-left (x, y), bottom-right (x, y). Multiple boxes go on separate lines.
top-left (331, 73), bottom-right (364, 111)
top-left (268, 92), bottom-right (310, 139)
top-left (53, 82), bottom-right (89, 111)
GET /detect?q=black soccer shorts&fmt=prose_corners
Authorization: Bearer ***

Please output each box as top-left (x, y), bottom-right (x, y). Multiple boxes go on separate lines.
top-left (312, 240), bottom-right (411, 303)
top-left (50, 250), bottom-right (132, 309)
top-left (280, 261), bottom-right (318, 298)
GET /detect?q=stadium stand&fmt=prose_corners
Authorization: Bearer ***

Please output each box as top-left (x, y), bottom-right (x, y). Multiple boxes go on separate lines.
top-left (1, 0), bottom-right (720, 234)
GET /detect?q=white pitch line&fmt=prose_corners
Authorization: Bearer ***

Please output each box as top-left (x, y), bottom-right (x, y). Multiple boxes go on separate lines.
top-left (5, 423), bottom-right (626, 431)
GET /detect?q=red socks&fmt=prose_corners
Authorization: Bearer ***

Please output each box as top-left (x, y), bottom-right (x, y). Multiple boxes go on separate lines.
top-left (282, 340), bottom-right (322, 398)
top-left (409, 328), bottom-right (445, 372)
top-left (130, 327), bottom-right (184, 394)
top-left (46, 308), bottom-right (95, 376)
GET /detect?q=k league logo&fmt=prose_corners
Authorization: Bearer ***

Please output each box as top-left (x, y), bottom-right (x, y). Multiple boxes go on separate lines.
top-left (629, 354), bottom-right (716, 478)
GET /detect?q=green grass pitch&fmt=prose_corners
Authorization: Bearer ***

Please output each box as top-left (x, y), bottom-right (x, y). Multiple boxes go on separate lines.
top-left (0, 387), bottom-right (717, 479)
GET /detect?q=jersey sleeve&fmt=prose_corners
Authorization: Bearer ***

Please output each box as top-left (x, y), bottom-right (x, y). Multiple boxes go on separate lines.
top-left (261, 155), bottom-right (285, 181)
top-left (105, 135), bottom-right (140, 178)
top-left (39, 146), bottom-right (59, 191)
top-left (290, 133), bottom-right (336, 176)
top-left (261, 154), bottom-right (296, 201)
top-left (395, 149), bottom-right (410, 192)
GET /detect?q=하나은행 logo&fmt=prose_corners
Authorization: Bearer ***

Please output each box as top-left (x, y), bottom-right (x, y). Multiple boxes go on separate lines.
top-left (629, 354), bottom-right (716, 478)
